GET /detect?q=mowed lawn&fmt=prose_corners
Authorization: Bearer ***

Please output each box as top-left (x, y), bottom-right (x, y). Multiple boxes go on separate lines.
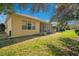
top-left (0, 30), bottom-right (79, 56)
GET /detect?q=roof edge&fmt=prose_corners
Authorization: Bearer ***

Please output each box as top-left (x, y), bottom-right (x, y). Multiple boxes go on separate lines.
top-left (5, 13), bottom-right (50, 24)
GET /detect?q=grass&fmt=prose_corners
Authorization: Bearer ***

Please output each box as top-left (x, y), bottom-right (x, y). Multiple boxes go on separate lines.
top-left (61, 30), bottom-right (78, 38)
top-left (0, 30), bottom-right (79, 56)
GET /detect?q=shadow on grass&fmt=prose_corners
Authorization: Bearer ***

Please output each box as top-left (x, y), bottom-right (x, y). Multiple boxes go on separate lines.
top-left (47, 37), bottom-right (79, 56)
top-left (0, 34), bottom-right (46, 48)
top-left (47, 43), bottom-right (66, 56)
top-left (59, 37), bottom-right (79, 56)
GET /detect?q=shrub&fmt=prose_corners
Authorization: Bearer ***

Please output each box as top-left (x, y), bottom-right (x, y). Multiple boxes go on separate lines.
top-left (43, 32), bottom-right (48, 35)
top-left (0, 23), bottom-right (5, 32)
top-left (75, 29), bottom-right (79, 35)
top-left (75, 29), bottom-right (79, 33)
top-left (0, 41), bottom-right (4, 47)
top-left (76, 32), bottom-right (79, 36)
top-left (58, 27), bottom-right (65, 32)
top-left (7, 39), bottom-right (15, 45)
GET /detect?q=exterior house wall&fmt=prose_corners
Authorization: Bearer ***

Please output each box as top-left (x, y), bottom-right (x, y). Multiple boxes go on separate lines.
top-left (8, 14), bottom-right (40, 38)
top-left (5, 13), bottom-right (54, 38)
top-left (40, 22), bottom-right (54, 33)
top-left (5, 15), bottom-right (13, 36)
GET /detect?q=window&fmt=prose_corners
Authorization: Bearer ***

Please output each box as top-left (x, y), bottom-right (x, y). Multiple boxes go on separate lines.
top-left (22, 21), bottom-right (35, 30)
top-left (28, 23), bottom-right (31, 30)
top-left (22, 22), bottom-right (27, 30)
top-left (31, 23), bottom-right (35, 30)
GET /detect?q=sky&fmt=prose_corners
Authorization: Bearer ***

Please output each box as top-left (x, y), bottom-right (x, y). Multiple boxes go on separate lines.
top-left (0, 4), bottom-right (56, 23)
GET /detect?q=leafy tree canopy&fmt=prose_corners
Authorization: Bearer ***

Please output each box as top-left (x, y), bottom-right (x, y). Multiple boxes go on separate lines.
top-left (0, 3), bottom-right (50, 15)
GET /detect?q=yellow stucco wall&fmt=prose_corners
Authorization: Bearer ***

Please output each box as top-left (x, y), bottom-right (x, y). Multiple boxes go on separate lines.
top-left (5, 15), bottom-right (13, 36)
top-left (6, 13), bottom-right (54, 38)
top-left (9, 14), bottom-right (40, 37)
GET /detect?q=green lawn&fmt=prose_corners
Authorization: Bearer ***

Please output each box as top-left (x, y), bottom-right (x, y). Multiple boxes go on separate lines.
top-left (0, 30), bottom-right (79, 56)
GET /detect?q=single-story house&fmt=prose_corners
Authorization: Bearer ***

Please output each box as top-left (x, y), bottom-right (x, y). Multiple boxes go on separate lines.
top-left (5, 13), bottom-right (54, 38)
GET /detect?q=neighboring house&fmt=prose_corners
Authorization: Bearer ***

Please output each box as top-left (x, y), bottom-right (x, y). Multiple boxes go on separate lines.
top-left (5, 13), bottom-right (54, 38)
top-left (51, 22), bottom-right (57, 32)
top-left (51, 22), bottom-right (57, 27)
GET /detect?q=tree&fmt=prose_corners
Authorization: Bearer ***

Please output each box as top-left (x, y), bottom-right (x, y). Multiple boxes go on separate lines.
top-left (0, 3), bottom-right (50, 14)
top-left (50, 4), bottom-right (79, 31)
top-left (0, 23), bottom-right (5, 32)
